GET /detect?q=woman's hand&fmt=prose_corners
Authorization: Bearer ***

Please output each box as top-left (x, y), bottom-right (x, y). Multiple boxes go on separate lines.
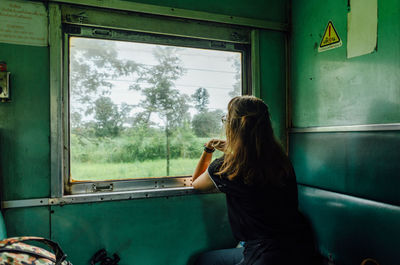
top-left (192, 139), bottom-right (226, 189)
top-left (205, 139), bottom-right (226, 151)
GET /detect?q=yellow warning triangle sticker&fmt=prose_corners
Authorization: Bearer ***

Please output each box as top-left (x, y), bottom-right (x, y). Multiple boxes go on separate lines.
top-left (318, 21), bottom-right (342, 52)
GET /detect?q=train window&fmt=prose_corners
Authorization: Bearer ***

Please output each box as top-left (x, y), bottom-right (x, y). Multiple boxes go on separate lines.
top-left (62, 16), bottom-right (250, 195)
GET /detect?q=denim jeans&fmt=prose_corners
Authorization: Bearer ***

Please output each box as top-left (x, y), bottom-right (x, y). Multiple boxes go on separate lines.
top-left (194, 247), bottom-right (244, 265)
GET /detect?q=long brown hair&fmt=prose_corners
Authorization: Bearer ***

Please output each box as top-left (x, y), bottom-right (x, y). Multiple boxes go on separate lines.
top-left (217, 96), bottom-right (291, 186)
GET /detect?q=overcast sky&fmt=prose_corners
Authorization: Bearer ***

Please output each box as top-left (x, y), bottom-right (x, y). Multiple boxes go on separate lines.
top-left (71, 37), bottom-right (242, 126)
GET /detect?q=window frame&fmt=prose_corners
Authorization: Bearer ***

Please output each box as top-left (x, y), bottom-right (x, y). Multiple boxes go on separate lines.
top-left (56, 5), bottom-right (253, 196)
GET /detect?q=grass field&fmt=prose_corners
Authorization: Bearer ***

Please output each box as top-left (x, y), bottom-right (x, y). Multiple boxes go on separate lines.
top-left (70, 158), bottom-right (200, 181)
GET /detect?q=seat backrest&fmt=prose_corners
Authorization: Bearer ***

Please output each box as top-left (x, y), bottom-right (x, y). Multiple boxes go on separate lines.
top-left (291, 131), bottom-right (400, 265)
top-left (0, 211), bottom-right (7, 240)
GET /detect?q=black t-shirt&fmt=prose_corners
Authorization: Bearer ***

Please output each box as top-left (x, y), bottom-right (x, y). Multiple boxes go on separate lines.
top-left (208, 157), bottom-right (304, 242)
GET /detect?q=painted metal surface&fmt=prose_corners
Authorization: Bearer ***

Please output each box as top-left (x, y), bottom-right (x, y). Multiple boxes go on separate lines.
top-left (49, 3), bottom-right (64, 199)
top-left (290, 131), bottom-right (400, 206)
top-left (259, 30), bottom-right (287, 145)
top-left (290, 123), bottom-right (400, 133)
top-left (251, 30), bottom-right (260, 98)
top-left (51, 193), bottom-right (235, 265)
top-left (3, 207), bottom-right (50, 239)
top-left (0, 43), bottom-right (50, 201)
top-left (2, 198), bottom-right (50, 209)
top-left (291, 0), bottom-right (400, 127)
top-left (290, 1), bottom-right (400, 264)
top-left (122, 0), bottom-right (287, 23)
top-left (52, 0), bottom-right (288, 30)
top-left (298, 185), bottom-right (400, 265)
top-left (69, 176), bottom-right (193, 195)
top-left (2, 187), bottom-right (208, 209)
top-left (62, 5), bottom-right (252, 44)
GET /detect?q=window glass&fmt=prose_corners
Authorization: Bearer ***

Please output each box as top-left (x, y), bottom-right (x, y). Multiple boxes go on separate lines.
top-left (69, 37), bottom-right (242, 181)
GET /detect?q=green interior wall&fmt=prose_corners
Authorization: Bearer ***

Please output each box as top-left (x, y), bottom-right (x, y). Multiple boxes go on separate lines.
top-left (123, 0), bottom-right (288, 22)
top-left (259, 30), bottom-right (287, 144)
top-left (0, 43), bottom-right (50, 201)
top-left (291, 131), bottom-right (400, 206)
top-left (0, 0), bottom-right (288, 264)
top-left (291, 0), bottom-right (400, 127)
top-left (51, 194), bottom-right (234, 265)
top-left (3, 207), bottom-right (50, 239)
top-left (291, 1), bottom-right (400, 264)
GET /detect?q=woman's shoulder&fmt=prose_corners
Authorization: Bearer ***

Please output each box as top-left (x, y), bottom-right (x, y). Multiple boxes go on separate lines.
top-left (208, 156), bottom-right (224, 175)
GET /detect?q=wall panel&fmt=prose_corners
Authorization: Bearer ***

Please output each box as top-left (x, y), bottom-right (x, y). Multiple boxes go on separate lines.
top-left (51, 194), bottom-right (234, 265)
top-left (290, 131), bottom-right (400, 206)
top-left (260, 30), bottom-right (287, 144)
top-left (291, 0), bottom-right (400, 127)
top-left (123, 0), bottom-right (288, 23)
top-left (298, 185), bottom-right (400, 265)
top-left (0, 43), bottom-right (50, 201)
top-left (291, 1), bottom-right (400, 264)
top-left (3, 206), bottom-right (50, 238)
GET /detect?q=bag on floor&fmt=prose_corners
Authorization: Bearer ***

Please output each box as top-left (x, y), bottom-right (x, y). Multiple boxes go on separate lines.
top-left (0, 236), bottom-right (72, 265)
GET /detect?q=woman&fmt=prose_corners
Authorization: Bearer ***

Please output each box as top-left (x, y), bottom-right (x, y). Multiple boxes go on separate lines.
top-left (191, 96), bottom-right (315, 265)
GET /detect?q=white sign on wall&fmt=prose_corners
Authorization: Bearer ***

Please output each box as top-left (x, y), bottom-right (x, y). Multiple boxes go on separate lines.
top-left (0, 0), bottom-right (48, 46)
top-left (347, 0), bottom-right (378, 58)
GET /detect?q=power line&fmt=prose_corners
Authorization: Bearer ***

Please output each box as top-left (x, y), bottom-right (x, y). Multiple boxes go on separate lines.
top-left (103, 80), bottom-right (237, 90)
top-left (136, 63), bottom-right (237, 74)
top-left (72, 43), bottom-right (240, 59)
top-left (72, 55), bottom-right (238, 74)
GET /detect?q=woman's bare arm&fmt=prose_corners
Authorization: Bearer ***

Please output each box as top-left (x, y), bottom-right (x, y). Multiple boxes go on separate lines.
top-left (192, 146), bottom-right (213, 182)
top-left (191, 139), bottom-right (225, 190)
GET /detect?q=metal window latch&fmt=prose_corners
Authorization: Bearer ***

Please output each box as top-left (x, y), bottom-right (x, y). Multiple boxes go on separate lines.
top-left (92, 29), bottom-right (112, 37)
top-left (65, 12), bottom-right (88, 24)
top-left (92, 183), bottom-right (114, 192)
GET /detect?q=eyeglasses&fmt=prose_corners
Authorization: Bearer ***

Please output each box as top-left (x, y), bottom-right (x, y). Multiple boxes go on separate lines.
top-left (221, 115), bottom-right (227, 123)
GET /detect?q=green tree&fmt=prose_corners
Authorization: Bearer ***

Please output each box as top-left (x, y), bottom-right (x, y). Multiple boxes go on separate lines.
top-left (70, 38), bottom-right (139, 131)
top-left (228, 56), bottom-right (241, 97)
top-left (133, 46), bottom-right (189, 175)
top-left (192, 109), bottom-right (224, 137)
top-left (190, 87), bottom-right (224, 137)
top-left (92, 96), bottom-right (131, 137)
top-left (191, 87), bottom-right (210, 113)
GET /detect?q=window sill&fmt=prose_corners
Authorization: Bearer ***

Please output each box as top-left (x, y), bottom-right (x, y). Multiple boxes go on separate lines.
top-left (67, 176), bottom-right (193, 195)
top-left (2, 186), bottom-right (217, 209)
